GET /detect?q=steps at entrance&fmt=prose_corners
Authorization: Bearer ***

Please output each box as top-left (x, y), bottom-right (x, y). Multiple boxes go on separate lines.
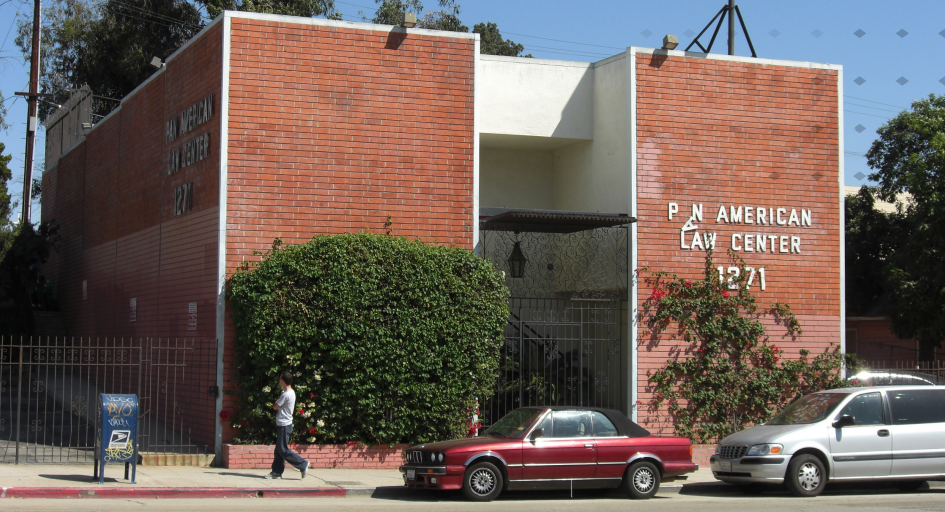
top-left (139, 453), bottom-right (216, 467)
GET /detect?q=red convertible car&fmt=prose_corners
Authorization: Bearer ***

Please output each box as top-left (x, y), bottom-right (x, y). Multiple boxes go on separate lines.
top-left (399, 406), bottom-right (698, 501)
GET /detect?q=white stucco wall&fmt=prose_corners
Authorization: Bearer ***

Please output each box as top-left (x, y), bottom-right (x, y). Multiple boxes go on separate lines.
top-left (552, 55), bottom-right (629, 213)
top-left (480, 148), bottom-right (554, 209)
top-left (479, 56), bottom-right (594, 140)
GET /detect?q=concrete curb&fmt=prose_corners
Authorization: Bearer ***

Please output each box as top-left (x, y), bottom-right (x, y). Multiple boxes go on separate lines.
top-left (0, 482), bottom-right (727, 499)
top-left (0, 487), bottom-right (346, 499)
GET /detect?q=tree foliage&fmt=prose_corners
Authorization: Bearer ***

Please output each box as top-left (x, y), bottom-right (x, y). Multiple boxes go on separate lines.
top-left (844, 187), bottom-right (904, 316)
top-left (226, 233), bottom-right (509, 445)
top-left (646, 251), bottom-right (846, 443)
top-left (864, 93), bottom-right (945, 358)
top-left (369, 0), bottom-right (465, 32)
top-left (17, 0), bottom-right (204, 120)
top-left (473, 22), bottom-right (530, 57)
top-left (202, 0), bottom-right (337, 20)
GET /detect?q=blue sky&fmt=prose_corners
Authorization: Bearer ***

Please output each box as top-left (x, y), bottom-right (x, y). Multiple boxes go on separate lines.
top-left (2, 0), bottom-right (944, 221)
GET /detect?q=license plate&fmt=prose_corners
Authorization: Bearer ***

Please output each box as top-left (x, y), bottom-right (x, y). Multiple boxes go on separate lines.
top-left (406, 469), bottom-right (416, 481)
top-left (720, 460), bottom-right (731, 471)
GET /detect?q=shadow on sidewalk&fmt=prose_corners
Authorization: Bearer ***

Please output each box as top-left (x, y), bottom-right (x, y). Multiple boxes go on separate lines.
top-left (38, 474), bottom-right (119, 483)
top-left (212, 471), bottom-right (270, 479)
top-left (679, 481), bottom-right (944, 498)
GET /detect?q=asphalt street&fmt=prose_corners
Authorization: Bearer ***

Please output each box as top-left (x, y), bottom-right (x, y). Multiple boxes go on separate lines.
top-left (2, 485), bottom-right (942, 511)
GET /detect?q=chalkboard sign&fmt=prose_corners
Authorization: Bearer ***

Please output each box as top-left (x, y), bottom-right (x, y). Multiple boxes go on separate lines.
top-left (94, 394), bottom-right (139, 484)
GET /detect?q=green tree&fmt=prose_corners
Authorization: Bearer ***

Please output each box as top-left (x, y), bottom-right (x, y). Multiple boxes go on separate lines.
top-left (202, 0), bottom-right (337, 19)
top-left (473, 22), bottom-right (531, 57)
top-left (646, 251), bottom-right (845, 443)
top-left (369, 0), bottom-right (466, 32)
top-left (16, 0), bottom-right (204, 119)
top-left (844, 186), bottom-right (905, 316)
top-left (0, 142), bottom-right (13, 225)
top-left (865, 93), bottom-right (945, 359)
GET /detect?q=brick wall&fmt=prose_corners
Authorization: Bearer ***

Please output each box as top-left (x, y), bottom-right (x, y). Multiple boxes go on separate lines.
top-left (634, 53), bottom-right (841, 435)
top-left (223, 443), bottom-right (409, 469)
top-left (846, 318), bottom-right (918, 362)
top-left (39, 21), bottom-right (225, 448)
top-left (218, 18), bottom-right (477, 442)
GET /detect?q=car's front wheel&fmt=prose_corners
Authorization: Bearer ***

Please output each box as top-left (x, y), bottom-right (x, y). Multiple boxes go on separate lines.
top-left (622, 461), bottom-right (660, 499)
top-left (784, 454), bottom-right (826, 497)
top-left (462, 461), bottom-right (503, 502)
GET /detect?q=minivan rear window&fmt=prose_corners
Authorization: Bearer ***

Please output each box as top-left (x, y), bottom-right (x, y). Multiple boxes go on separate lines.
top-left (888, 389), bottom-right (945, 425)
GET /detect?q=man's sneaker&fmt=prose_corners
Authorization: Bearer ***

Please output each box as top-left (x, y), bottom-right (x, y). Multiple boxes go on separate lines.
top-left (301, 461), bottom-right (310, 480)
top-left (264, 472), bottom-right (282, 479)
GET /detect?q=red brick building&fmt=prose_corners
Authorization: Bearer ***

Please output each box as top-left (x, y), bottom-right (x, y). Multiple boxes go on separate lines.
top-left (41, 12), bottom-right (843, 453)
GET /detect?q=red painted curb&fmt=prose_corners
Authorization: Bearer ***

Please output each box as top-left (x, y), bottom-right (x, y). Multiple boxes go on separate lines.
top-left (0, 486), bottom-right (348, 499)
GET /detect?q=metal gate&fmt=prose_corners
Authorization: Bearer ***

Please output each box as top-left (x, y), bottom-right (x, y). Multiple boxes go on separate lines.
top-left (0, 336), bottom-right (216, 463)
top-left (478, 226), bottom-right (629, 426)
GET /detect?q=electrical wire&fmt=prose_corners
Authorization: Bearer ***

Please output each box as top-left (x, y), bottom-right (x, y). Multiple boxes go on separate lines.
top-left (844, 95), bottom-right (908, 111)
top-left (845, 102), bottom-right (902, 114)
top-left (108, 0), bottom-right (202, 29)
top-left (845, 110), bottom-right (892, 120)
top-left (0, 0), bottom-right (25, 53)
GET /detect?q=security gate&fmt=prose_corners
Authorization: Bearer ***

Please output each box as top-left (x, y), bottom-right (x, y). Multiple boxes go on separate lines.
top-left (0, 336), bottom-right (216, 463)
top-left (478, 224), bottom-right (629, 426)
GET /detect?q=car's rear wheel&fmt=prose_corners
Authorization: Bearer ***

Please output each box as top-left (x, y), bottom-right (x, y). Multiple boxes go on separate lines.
top-left (784, 454), bottom-right (826, 497)
top-left (622, 461), bottom-right (660, 499)
top-left (897, 480), bottom-right (926, 492)
top-left (462, 461), bottom-right (503, 502)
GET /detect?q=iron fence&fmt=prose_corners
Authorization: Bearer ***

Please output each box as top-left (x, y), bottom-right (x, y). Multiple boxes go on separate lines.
top-left (482, 297), bottom-right (626, 427)
top-left (0, 336), bottom-right (216, 464)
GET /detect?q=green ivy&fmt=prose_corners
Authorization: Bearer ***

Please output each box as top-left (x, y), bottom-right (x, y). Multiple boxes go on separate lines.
top-left (226, 233), bottom-right (509, 445)
top-left (646, 251), bottom-right (846, 443)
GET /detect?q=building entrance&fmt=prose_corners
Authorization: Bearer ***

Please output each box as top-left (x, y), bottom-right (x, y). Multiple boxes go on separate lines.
top-left (477, 213), bottom-right (632, 426)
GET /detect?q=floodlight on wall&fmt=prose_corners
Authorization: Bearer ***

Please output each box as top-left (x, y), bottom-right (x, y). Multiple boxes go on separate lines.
top-left (662, 34), bottom-right (679, 50)
top-left (507, 240), bottom-right (527, 279)
top-left (150, 56), bottom-right (165, 69)
top-left (401, 12), bottom-right (417, 28)
top-left (81, 123), bottom-right (92, 129)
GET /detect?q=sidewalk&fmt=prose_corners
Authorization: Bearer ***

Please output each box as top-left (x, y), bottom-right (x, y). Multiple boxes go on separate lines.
top-left (0, 464), bottom-right (721, 499)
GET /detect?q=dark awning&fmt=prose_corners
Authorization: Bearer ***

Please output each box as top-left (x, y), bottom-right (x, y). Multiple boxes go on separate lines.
top-left (480, 208), bottom-right (636, 234)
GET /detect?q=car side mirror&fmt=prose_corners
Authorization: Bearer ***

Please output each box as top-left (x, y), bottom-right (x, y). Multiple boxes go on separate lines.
top-left (832, 414), bottom-right (855, 428)
top-left (530, 428), bottom-right (544, 440)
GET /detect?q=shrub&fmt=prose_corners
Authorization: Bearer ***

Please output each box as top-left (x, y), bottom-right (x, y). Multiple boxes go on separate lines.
top-left (645, 251), bottom-right (846, 443)
top-left (226, 233), bottom-right (509, 445)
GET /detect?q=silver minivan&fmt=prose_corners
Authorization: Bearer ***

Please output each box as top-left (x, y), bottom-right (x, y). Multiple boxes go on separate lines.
top-left (710, 386), bottom-right (945, 497)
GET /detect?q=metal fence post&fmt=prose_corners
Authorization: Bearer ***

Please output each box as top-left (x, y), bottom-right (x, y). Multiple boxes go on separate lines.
top-left (15, 336), bottom-right (24, 464)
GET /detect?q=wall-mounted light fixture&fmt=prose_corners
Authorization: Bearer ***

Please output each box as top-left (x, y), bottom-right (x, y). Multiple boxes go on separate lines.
top-left (401, 12), bottom-right (417, 28)
top-left (507, 239), bottom-right (527, 279)
top-left (662, 34), bottom-right (679, 50)
top-left (150, 56), bottom-right (165, 69)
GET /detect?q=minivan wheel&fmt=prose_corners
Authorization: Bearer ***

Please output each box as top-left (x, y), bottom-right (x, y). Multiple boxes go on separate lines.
top-left (462, 461), bottom-right (503, 502)
top-left (622, 461), bottom-right (660, 499)
top-left (784, 454), bottom-right (826, 497)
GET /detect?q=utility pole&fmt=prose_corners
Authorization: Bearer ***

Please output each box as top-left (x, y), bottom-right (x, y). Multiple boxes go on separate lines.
top-left (727, 0), bottom-right (735, 55)
top-left (19, 0), bottom-right (42, 226)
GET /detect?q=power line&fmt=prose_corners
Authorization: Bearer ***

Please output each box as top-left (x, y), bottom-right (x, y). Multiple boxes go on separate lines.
top-left (0, 0), bottom-right (26, 53)
top-left (845, 110), bottom-right (892, 120)
top-left (109, 1), bottom-right (202, 29)
top-left (503, 31), bottom-right (624, 51)
top-left (845, 101), bottom-right (902, 114)
top-left (844, 95), bottom-right (908, 111)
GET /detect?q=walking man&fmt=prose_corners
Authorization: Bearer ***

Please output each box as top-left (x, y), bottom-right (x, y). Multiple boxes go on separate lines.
top-left (265, 371), bottom-right (310, 479)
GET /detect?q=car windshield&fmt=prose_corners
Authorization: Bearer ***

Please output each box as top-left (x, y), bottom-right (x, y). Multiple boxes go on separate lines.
top-left (483, 408), bottom-right (545, 438)
top-left (767, 393), bottom-right (847, 425)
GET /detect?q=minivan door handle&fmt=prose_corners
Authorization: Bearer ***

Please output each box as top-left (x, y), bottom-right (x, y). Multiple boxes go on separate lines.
top-left (877, 429), bottom-right (890, 437)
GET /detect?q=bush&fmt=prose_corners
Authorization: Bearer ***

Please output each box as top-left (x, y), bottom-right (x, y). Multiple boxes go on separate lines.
top-left (226, 233), bottom-right (509, 445)
top-left (645, 251), bottom-right (846, 443)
